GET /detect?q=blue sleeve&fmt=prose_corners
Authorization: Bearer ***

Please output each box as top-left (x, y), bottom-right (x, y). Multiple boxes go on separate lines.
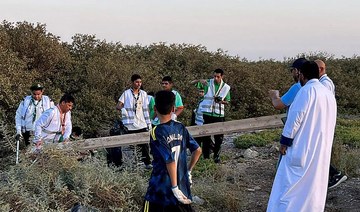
top-left (280, 135), bottom-right (293, 146)
top-left (185, 129), bottom-right (200, 152)
top-left (281, 83), bottom-right (301, 106)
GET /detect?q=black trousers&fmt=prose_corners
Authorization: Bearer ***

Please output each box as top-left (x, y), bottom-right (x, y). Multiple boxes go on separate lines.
top-left (143, 200), bottom-right (194, 212)
top-left (329, 164), bottom-right (340, 177)
top-left (127, 128), bottom-right (151, 165)
top-left (106, 128), bottom-right (151, 167)
top-left (106, 147), bottom-right (123, 167)
top-left (201, 114), bottom-right (225, 159)
top-left (22, 131), bottom-right (33, 146)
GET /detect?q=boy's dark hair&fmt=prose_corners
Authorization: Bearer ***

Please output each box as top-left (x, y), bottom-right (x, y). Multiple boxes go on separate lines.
top-left (131, 74), bottom-right (141, 82)
top-left (30, 83), bottom-right (44, 91)
top-left (299, 61), bottom-right (319, 80)
top-left (60, 93), bottom-right (75, 104)
top-left (155, 90), bottom-right (175, 115)
top-left (162, 76), bottom-right (172, 83)
top-left (214, 68), bottom-right (224, 76)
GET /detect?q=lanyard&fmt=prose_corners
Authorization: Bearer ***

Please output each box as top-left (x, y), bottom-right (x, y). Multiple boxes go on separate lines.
top-left (212, 80), bottom-right (224, 98)
top-left (57, 105), bottom-right (66, 135)
top-left (131, 89), bottom-right (140, 114)
top-left (31, 98), bottom-right (41, 122)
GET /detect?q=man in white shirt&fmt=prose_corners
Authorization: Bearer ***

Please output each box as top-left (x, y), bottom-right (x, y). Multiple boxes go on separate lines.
top-left (15, 83), bottom-right (54, 146)
top-left (116, 74), bottom-right (152, 168)
top-left (315, 59), bottom-right (347, 189)
top-left (33, 94), bottom-right (74, 147)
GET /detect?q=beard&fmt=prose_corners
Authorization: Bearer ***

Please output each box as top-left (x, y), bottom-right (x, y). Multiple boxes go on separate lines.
top-left (300, 78), bottom-right (305, 86)
top-left (293, 75), bottom-right (299, 83)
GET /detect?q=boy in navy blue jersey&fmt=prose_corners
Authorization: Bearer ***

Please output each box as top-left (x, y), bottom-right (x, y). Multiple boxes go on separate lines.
top-left (143, 90), bottom-right (202, 212)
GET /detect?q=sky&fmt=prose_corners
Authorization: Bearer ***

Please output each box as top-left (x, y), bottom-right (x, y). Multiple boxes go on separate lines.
top-left (1, 0), bottom-right (360, 61)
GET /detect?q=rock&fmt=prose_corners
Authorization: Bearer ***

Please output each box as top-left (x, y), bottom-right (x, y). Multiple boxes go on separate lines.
top-left (193, 196), bottom-right (205, 205)
top-left (226, 176), bottom-right (235, 184)
top-left (243, 148), bottom-right (259, 159)
top-left (269, 143), bottom-right (279, 154)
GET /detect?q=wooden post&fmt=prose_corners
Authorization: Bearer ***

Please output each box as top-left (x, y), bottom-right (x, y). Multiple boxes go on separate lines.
top-left (78, 114), bottom-right (285, 150)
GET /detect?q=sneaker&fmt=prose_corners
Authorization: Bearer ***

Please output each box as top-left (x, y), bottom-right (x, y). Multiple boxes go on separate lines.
top-left (328, 173), bottom-right (348, 189)
top-left (214, 157), bottom-right (221, 164)
top-left (145, 164), bottom-right (153, 170)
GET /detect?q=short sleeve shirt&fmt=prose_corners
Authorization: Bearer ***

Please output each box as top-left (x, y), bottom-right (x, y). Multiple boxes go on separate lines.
top-left (152, 90), bottom-right (183, 126)
top-left (173, 90), bottom-right (184, 109)
top-left (144, 120), bottom-right (199, 206)
top-left (281, 82), bottom-right (301, 107)
top-left (148, 95), bottom-right (155, 121)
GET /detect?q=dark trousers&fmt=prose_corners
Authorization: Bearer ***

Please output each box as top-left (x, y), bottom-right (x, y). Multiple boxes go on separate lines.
top-left (202, 114), bottom-right (225, 159)
top-left (127, 128), bottom-right (151, 165)
top-left (329, 164), bottom-right (340, 177)
top-left (106, 147), bottom-right (123, 167)
top-left (22, 131), bottom-right (32, 146)
top-left (106, 128), bottom-right (151, 167)
top-left (142, 200), bottom-right (194, 212)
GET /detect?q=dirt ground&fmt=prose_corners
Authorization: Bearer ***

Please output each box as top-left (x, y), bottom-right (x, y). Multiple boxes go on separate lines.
top-left (219, 133), bottom-right (360, 212)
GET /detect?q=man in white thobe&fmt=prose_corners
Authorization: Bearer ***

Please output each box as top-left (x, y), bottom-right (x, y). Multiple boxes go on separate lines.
top-left (267, 61), bottom-right (337, 212)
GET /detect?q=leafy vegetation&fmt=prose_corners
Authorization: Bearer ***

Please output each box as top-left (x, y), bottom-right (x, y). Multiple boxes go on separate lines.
top-left (0, 20), bottom-right (360, 211)
top-left (1, 21), bottom-right (360, 139)
top-left (0, 148), bottom-right (146, 211)
top-left (334, 118), bottom-right (360, 147)
top-left (233, 129), bottom-right (282, 149)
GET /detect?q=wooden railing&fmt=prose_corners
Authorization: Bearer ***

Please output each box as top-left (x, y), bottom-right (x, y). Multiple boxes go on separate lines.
top-left (78, 114), bottom-right (285, 150)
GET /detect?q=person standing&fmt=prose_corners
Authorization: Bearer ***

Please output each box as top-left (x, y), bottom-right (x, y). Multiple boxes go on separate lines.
top-left (194, 68), bottom-right (230, 163)
top-left (267, 61), bottom-right (337, 211)
top-left (143, 90), bottom-right (202, 212)
top-left (269, 58), bottom-right (308, 112)
top-left (269, 58), bottom-right (308, 168)
top-left (33, 93), bottom-right (74, 147)
top-left (15, 83), bottom-right (54, 146)
top-left (315, 59), bottom-right (347, 189)
top-left (270, 58), bottom-right (348, 189)
top-left (192, 88), bottom-right (205, 126)
top-left (116, 74), bottom-right (152, 168)
top-left (152, 76), bottom-right (184, 125)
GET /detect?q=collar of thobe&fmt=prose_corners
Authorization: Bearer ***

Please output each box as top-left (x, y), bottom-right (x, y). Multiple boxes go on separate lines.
top-left (305, 79), bottom-right (319, 85)
top-left (319, 74), bottom-right (327, 81)
top-left (57, 105), bottom-right (66, 135)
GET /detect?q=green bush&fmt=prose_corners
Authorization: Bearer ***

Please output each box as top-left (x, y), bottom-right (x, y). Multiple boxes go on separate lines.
top-left (335, 118), bottom-right (360, 147)
top-left (1, 19), bottom-right (360, 212)
top-left (1, 21), bottom-right (360, 140)
top-left (233, 129), bottom-right (282, 149)
top-left (0, 148), bottom-right (147, 211)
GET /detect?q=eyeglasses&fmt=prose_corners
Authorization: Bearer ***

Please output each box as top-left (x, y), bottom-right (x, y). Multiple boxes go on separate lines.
top-left (161, 82), bottom-right (169, 85)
